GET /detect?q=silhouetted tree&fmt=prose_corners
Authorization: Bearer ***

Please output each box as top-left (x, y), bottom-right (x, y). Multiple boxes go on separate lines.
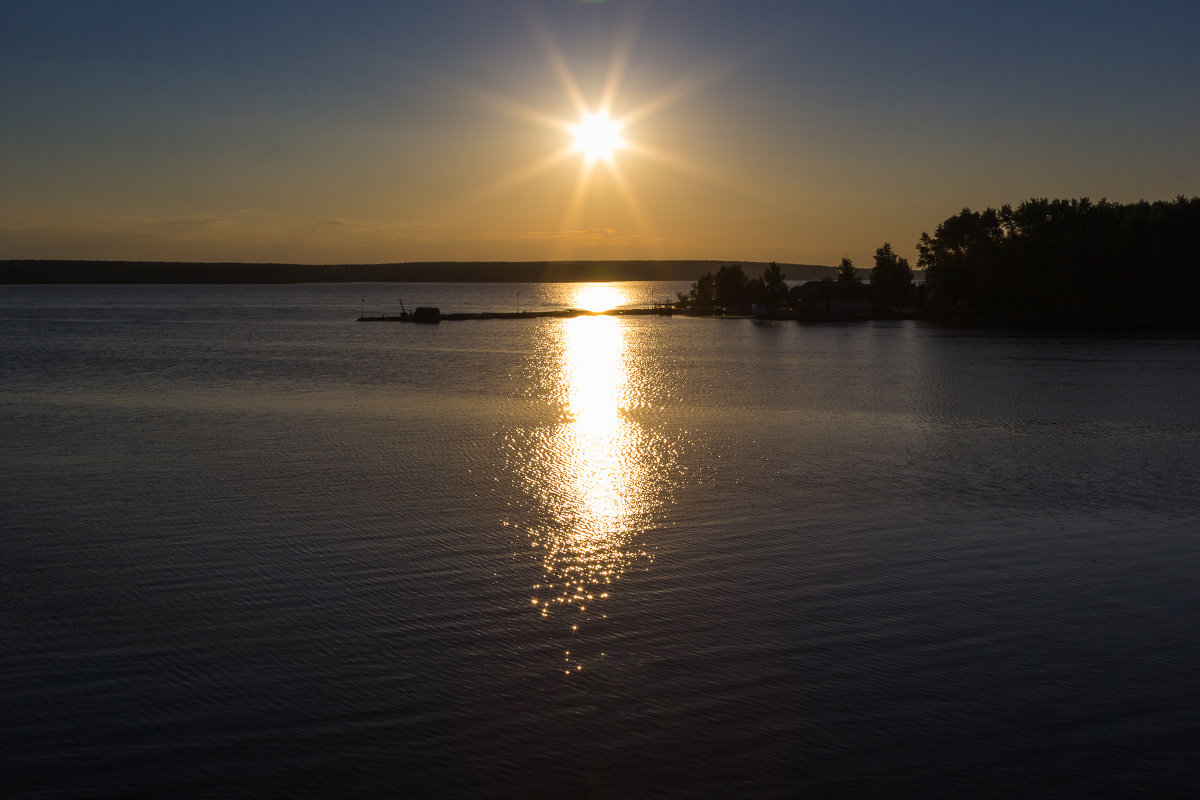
top-left (870, 242), bottom-right (913, 309)
top-left (837, 257), bottom-right (858, 283)
top-left (917, 206), bottom-right (1006, 312)
top-left (714, 264), bottom-right (750, 309)
top-left (679, 271), bottom-right (716, 308)
top-left (760, 261), bottom-right (788, 311)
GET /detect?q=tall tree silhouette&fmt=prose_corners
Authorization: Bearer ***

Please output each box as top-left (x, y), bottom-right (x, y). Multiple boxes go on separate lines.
top-left (760, 261), bottom-right (788, 311)
top-left (870, 243), bottom-right (913, 309)
top-left (714, 264), bottom-right (750, 309)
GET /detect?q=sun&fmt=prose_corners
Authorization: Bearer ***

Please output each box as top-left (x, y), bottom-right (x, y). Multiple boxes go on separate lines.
top-left (571, 112), bottom-right (623, 163)
top-left (574, 284), bottom-right (625, 312)
top-left (463, 10), bottom-right (729, 249)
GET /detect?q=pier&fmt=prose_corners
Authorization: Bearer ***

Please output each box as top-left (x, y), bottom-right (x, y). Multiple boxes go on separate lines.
top-left (357, 305), bottom-right (676, 322)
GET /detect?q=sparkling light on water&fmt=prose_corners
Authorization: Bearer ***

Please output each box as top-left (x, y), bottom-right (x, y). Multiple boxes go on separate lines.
top-left (510, 286), bottom-right (675, 662)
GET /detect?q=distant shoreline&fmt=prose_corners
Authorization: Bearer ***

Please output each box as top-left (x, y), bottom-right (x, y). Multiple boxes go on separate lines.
top-left (0, 259), bottom-right (837, 285)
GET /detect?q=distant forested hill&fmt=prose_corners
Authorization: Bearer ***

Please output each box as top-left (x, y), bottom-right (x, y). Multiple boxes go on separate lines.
top-left (1, 260), bottom-right (836, 284)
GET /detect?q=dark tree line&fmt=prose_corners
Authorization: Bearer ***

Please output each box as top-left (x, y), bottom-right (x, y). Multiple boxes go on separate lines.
top-left (677, 196), bottom-right (1200, 326)
top-left (678, 250), bottom-right (919, 315)
top-left (829, 248), bottom-right (916, 310)
top-left (918, 197), bottom-right (1200, 324)
top-left (678, 262), bottom-right (790, 312)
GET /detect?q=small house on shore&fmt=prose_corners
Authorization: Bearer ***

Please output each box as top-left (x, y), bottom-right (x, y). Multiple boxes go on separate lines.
top-left (796, 280), bottom-right (871, 318)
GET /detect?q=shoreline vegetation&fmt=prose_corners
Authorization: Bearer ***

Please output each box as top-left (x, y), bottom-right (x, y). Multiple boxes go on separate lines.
top-left (6, 197), bottom-right (1199, 329)
top-left (917, 197), bottom-right (1200, 328)
top-left (672, 196), bottom-right (1200, 330)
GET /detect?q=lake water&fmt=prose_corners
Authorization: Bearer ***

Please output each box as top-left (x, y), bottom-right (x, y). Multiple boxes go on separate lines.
top-left (2, 282), bottom-right (1199, 797)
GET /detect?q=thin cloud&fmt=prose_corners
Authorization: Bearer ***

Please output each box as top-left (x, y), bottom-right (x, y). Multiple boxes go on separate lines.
top-left (160, 215), bottom-right (238, 228)
top-left (310, 218), bottom-right (441, 234)
top-left (475, 228), bottom-right (658, 246)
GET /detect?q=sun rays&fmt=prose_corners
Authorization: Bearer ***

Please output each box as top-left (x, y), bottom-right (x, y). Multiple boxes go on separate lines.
top-left (453, 8), bottom-right (736, 254)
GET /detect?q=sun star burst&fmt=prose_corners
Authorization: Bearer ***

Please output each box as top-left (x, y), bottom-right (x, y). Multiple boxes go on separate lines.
top-left (572, 112), bottom-right (623, 163)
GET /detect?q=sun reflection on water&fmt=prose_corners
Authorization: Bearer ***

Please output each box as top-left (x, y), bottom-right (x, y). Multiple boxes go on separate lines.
top-left (530, 314), bottom-right (646, 616)
top-left (506, 285), bottom-right (677, 673)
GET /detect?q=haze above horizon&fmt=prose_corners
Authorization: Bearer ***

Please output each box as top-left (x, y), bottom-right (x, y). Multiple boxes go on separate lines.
top-left (2, 1), bottom-right (1197, 268)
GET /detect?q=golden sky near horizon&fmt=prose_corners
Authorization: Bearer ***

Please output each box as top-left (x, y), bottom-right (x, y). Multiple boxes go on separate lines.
top-left (2, 1), bottom-right (1198, 268)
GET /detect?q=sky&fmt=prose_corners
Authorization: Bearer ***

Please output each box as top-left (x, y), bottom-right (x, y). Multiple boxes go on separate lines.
top-left (2, 0), bottom-right (1198, 267)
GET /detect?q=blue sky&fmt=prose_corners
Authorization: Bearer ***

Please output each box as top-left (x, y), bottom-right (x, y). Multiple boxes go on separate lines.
top-left (2, 0), bottom-right (1197, 265)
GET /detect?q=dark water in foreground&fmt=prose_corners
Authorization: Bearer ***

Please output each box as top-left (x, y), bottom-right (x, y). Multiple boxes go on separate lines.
top-left (2, 283), bottom-right (1199, 798)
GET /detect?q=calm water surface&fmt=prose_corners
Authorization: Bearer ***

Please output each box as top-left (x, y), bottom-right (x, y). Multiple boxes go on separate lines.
top-left (2, 282), bottom-right (1199, 797)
